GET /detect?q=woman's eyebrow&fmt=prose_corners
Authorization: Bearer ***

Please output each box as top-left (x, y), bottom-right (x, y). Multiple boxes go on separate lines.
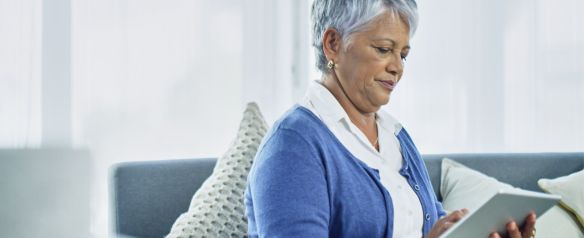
top-left (371, 38), bottom-right (410, 50)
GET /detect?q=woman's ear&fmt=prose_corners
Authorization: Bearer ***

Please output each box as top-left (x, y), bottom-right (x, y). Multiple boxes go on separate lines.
top-left (322, 28), bottom-right (342, 61)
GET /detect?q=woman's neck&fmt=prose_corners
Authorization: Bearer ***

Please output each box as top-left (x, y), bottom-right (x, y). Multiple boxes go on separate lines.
top-left (320, 74), bottom-right (377, 131)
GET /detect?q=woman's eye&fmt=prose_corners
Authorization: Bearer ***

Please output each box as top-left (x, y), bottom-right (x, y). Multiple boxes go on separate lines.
top-left (401, 55), bottom-right (408, 62)
top-left (375, 47), bottom-right (391, 54)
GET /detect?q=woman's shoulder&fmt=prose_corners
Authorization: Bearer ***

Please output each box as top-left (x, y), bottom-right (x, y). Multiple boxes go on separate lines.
top-left (272, 105), bottom-right (330, 135)
top-left (257, 105), bottom-right (339, 154)
top-left (252, 106), bottom-right (333, 172)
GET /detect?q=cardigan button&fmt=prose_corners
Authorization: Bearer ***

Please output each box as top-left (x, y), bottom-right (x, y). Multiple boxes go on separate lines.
top-left (414, 184), bottom-right (420, 191)
top-left (425, 213), bottom-right (431, 221)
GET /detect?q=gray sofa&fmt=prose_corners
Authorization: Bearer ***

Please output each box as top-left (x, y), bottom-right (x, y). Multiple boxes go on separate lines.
top-left (111, 152), bottom-right (584, 238)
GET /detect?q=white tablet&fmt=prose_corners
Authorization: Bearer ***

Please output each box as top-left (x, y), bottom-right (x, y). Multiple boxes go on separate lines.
top-left (440, 189), bottom-right (561, 238)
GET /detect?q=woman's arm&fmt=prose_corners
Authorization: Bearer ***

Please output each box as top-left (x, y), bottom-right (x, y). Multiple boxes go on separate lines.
top-left (246, 128), bottom-right (330, 237)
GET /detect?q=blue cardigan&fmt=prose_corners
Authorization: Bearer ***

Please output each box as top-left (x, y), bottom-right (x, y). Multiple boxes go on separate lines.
top-left (245, 106), bottom-right (446, 237)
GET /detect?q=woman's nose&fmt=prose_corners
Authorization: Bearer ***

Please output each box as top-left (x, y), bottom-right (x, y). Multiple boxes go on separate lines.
top-left (386, 55), bottom-right (404, 77)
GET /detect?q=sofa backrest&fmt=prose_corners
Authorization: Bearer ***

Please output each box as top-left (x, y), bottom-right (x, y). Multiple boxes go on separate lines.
top-left (110, 153), bottom-right (584, 238)
top-left (423, 153), bottom-right (584, 200)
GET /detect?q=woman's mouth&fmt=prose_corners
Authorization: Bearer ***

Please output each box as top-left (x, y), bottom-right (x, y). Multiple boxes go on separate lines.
top-left (376, 80), bottom-right (396, 90)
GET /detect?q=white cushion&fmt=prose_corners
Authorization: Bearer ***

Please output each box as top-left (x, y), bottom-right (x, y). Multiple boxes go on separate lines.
top-left (440, 158), bottom-right (515, 212)
top-left (538, 169), bottom-right (584, 229)
top-left (441, 158), bottom-right (584, 238)
top-left (166, 102), bottom-right (268, 238)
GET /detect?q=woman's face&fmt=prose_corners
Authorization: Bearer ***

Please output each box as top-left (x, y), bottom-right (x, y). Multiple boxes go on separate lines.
top-left (333, 11), bottom-right (410, 113)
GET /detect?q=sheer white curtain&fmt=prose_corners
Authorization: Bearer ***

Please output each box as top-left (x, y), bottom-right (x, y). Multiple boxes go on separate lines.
top-left (72, 0), bottom-right (301, 235)
top-left (0, 0), bottom-right (42, 148)
top-left (242, 0), bottom-right (309, 123)
top-left (71, 1), bottom-right (248, 235)
top-left (72, 0), bottom-right (245, 160)
top-left (308, 0), bottom-right (584, 153)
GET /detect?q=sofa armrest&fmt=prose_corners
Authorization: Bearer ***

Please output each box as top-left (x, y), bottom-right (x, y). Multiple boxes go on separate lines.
top-left (110, 158), bottom-right (217, 238)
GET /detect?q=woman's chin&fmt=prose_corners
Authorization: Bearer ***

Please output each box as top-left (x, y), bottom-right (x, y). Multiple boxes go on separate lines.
top-left (373, 96), bottom-right (391, 109)
top-left (384, 97), bottom-right (392, 105)
top-left (379, 92), bottom-right (392, 105)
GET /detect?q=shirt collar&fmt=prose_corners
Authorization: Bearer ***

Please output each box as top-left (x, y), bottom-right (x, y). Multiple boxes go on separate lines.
top-left (376, 108), bottom-right (403, 136)
top-left (304, 80), bottom-right (350, 128)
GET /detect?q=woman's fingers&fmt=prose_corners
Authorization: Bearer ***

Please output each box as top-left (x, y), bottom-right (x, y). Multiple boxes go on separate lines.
top-left (447, 210), bottom-right (464, 220)
top-left (442, 221), bottom-right (453, 231)
top-left (489, 232), bottom-right (501, 238)
top-left (427, 209), bottom-right (469, 238)
top-left (509, 212), bottom-right (537, 238)
top-left (460, 208), bottom-right (469, 216)
top-left (521, 213), bottom-right (537, 238)
top-left (440, 209), bottom-right (468, 232)
top-left (507, 221), bottom-right (522, 238)
top-left (446, 208), bottom-right (468, 222)
top-left (490, 212), bottom-right (537, 238)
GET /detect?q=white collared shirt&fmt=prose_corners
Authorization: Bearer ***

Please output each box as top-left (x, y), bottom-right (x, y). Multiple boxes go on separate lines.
top-left (299, 80), bottom-right (424, 238)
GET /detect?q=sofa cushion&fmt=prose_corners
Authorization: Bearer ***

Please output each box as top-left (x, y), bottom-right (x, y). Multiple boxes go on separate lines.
top-left (441, 158), bottom-right (584, 238)
top-left (440, 158), bottom-right (516, 212)
top-left (166, 102), bottom-right (268, 238)
top-left (539, 169), bottom-right (584, 229)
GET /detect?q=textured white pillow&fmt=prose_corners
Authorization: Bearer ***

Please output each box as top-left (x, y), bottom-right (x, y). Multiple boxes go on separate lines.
top-left (166, 102), bottom-right (268, 238)
top-left (539, 169), bottom-right (584, 229)
top-left (441, 158), bottom-right (584, 238)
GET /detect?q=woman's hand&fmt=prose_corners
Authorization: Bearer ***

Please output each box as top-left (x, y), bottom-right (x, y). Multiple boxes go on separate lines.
top-left (425, 209), bottom-right (469, 238)
top-left (489, 212), bottom-right (537, 238)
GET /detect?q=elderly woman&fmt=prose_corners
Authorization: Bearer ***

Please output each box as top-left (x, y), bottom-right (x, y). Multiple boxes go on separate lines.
top-left (245, 0), bottom-right (536, 237)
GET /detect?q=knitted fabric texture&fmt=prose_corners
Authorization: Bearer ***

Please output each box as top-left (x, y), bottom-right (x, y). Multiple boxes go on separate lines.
top-left (166, 102), bottom-right (268, 238)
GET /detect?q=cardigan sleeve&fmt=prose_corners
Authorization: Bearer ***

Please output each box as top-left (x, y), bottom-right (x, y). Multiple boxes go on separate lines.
top-left (245, 128), bottom-right (330, 238)
top-left (435, 200), bottom-right (447, 218)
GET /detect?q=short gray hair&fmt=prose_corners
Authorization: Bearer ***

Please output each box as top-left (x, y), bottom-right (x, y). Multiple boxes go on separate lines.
top-left (311, 0), bottom-right (418, 73)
